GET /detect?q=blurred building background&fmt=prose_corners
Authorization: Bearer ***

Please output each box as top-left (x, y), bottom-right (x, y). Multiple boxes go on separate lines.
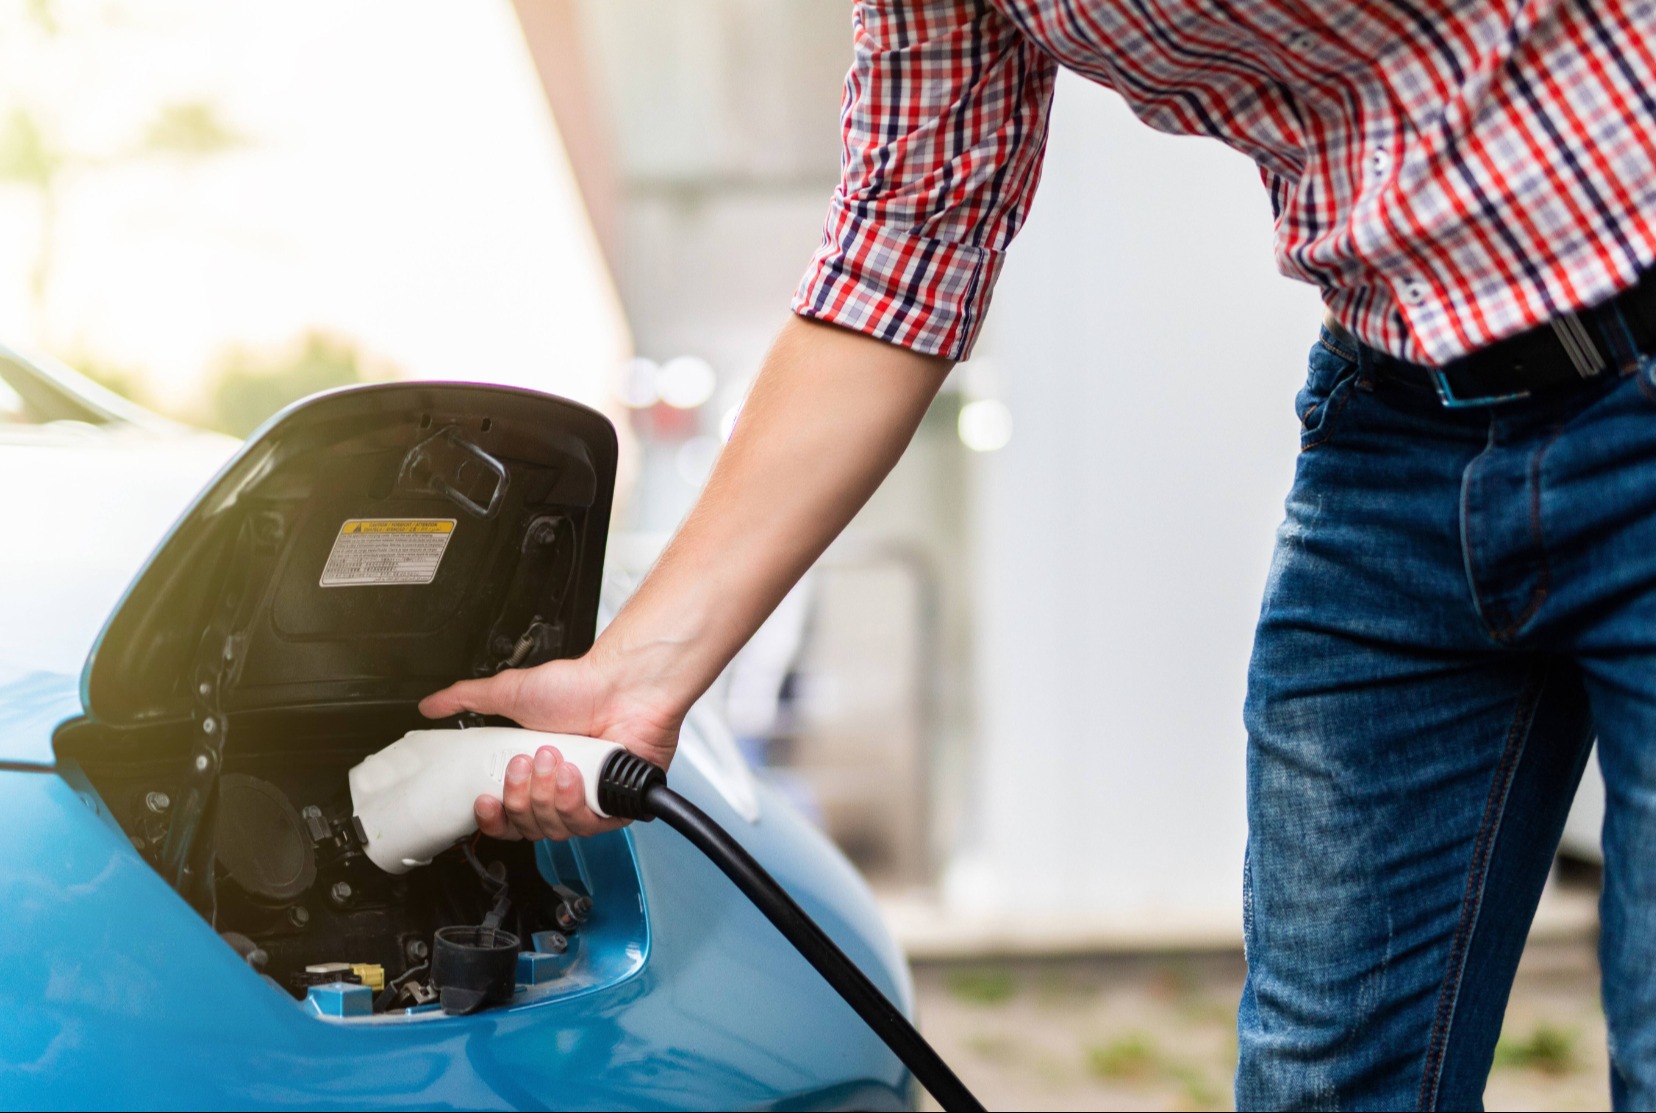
top-left (0, 0), bottom-right (1598, 947)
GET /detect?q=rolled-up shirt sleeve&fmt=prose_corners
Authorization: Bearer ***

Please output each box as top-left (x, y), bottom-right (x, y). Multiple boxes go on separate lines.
top-left (793, 0), bottom-right (1058, 361)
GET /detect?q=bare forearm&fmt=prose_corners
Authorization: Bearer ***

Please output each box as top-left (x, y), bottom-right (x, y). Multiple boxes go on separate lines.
top-left (596, 315), bottom-right (952, 717)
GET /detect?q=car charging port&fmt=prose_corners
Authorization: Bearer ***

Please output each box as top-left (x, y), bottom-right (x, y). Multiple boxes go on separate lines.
top-left (423, 839), bottom-right (521, 1015)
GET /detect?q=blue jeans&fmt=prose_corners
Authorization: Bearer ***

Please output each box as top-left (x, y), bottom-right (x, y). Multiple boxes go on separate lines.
top-left (1237, 320), bottom-right (1656, 1110)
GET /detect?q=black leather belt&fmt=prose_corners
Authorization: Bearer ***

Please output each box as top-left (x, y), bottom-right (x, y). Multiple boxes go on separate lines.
top-left (1362, 269), bottom-right (1656, 408)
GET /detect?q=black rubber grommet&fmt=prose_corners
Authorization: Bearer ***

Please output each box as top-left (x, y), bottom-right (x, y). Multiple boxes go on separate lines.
top-left (432, 924), bottom-right (520, 1016)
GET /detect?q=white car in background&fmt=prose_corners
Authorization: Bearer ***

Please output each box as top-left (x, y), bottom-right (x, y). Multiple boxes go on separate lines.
top-left (0, 343), bottom-right (237, 685)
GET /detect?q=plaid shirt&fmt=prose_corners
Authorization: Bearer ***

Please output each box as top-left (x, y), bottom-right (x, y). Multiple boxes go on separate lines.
top-left (792, 0), bottom-right (1656, 366)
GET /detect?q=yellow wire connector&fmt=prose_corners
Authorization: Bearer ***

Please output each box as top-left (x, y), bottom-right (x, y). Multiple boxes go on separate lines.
top-left (349, 963), bottom-right (385, 992)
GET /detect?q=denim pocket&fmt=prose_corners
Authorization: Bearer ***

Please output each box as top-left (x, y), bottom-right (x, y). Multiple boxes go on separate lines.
top-left (1297, 329), bottom-right (1361, 450)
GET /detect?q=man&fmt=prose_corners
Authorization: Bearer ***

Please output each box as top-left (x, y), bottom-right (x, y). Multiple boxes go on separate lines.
top-left (421, 3), bottom-right (1656, 1107)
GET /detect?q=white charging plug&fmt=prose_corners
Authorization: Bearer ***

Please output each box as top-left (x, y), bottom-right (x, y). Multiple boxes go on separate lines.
top-left (347, 727), bottom-right (622, 874)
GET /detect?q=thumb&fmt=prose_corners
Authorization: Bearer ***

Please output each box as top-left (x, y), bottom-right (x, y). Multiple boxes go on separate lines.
top-left (418, 670), bottom-right (523, 720)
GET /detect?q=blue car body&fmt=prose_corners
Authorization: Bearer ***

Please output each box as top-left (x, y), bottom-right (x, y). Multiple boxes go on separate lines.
top-left (0, 364), bottom-right (912, 1110)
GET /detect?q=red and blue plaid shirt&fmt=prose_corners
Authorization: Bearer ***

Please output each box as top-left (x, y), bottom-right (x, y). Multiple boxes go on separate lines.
top-left (792, 0), bottom-right (1656, 366)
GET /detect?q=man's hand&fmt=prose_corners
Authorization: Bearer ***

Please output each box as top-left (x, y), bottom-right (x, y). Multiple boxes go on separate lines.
top-left (417, 653), bottom-right (681, 841)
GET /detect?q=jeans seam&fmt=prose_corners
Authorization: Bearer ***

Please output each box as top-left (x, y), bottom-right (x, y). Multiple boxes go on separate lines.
top-left (1302, 376), bottom-right (1359, 451)
top-left (1459, 420), bottom-right (1497, 634)
top-left (1416, 670), bottom-right (1546, 1110)
top-left (1318, 334), bottom-right (1359, 362)
top-left (1459, 419), bottom-right (1560, 644)
top-left (1504, 421), bottom-right (1565, 638)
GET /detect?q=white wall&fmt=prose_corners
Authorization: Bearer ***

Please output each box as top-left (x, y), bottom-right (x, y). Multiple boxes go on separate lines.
top-left (955, 71), bottom-right (1324, 922)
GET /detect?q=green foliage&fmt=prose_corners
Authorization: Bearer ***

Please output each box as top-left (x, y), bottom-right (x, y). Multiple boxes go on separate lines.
top-left (1493, 1021), bottom-right (1577, 1075)
top-left (62, 350), bottom-right (153, 407)
top-left (1164, 1061), bottom-right (1224, 1109)
top-left (943, 965), bottom-right (1018, 1005)
top-left (141, 101), bottom-right (243, 157)
top-left (1086, 1031), bottom-right (1159, 1080)
top-left (24, 0), bottom-right (56, 34)
top-left (206, 333), bottom-right (376, 437)
top-left (0, 109), bottom-right (64, 192)
top-left (1084, 1031), bottom-right (1227, 1109)
top-left (962, 1032), bottom-right (1020, 1063)
top-left (0, 14), bottom-right (249, 338)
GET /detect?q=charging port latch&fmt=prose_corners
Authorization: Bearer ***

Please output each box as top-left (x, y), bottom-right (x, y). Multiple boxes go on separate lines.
top-left (397, 426), bottom-right (509, 520)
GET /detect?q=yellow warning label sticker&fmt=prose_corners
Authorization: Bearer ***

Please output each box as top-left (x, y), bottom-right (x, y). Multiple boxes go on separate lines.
top-left (320, 518), bottom-right (456, 587)
top-left (339, 520), bottom-right (455, 535)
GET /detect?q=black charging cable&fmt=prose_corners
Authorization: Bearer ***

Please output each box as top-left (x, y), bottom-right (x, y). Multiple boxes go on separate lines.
top-left (597, 751), bottom-right (986, 1113)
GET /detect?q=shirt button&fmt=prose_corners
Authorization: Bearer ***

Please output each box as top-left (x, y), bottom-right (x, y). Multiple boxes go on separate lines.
top-left (1400, 279), bottom-right (1430, 307)
top-left (1370, 148), bottom-right (1391, 177)
top-left (1285, 31), bottom-right (1316, 55)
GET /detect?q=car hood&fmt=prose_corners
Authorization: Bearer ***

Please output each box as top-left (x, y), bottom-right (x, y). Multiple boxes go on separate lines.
top-left (0, 672), bottom-right (83, 766)
top-left (80, 382), bottom-right (616, 728)
top-left (0, 432), bottom-right (234, 684)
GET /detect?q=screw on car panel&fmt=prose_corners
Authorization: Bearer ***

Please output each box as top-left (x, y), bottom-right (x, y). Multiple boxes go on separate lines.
top-left (551, 885), bottom-right (590, 933)
top-left (145, 791), bottom-right (171, 813)
top-left (289, 905), bottom-right (310, 928)
top-left (300, 805), bottom-right (332, 844)
top-left (329, 881), bottom-right (354, 907)
top-left (406, 938), bottom-right (430, 963)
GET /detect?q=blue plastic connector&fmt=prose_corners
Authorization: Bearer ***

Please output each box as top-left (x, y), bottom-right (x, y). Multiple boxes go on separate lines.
top-left (305, 981), bottom-right (374, 1018)
top-left (516, 935), bottom-right (580, 986)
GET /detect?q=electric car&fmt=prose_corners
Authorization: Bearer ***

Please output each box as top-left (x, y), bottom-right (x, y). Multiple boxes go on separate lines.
top-left (0, 350), bottom-right (915, 1110)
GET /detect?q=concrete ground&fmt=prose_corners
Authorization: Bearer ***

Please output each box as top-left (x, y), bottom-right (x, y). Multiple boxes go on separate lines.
top-left (912, 935), bottom-right (1610, 1112)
